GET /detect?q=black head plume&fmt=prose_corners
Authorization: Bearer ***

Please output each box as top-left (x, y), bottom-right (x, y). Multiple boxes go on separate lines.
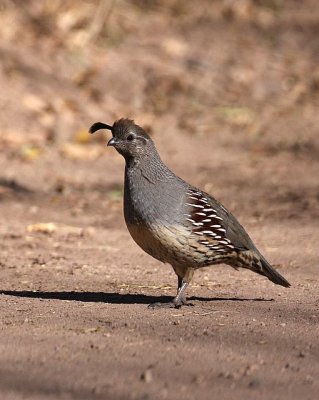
top-left (89, 122), bottom-right (113, 134)
top-left (89, 118), bottom-right (153, 159)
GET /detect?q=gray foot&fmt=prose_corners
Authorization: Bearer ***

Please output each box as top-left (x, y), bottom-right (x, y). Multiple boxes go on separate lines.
top-left (148, 279), bottom-right (192, 309)
top-left (148, 297), bottom-right (193, 309)
top-left (148, 301), bottom-right (178, 309)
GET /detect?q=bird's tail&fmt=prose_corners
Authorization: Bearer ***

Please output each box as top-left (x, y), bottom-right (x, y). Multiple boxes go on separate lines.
top-left (258, 256), bottom-right (291, 288)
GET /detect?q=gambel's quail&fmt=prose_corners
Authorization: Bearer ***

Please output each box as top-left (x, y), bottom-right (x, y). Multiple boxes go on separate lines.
top-left (90, 119), bottom-right (290, 308)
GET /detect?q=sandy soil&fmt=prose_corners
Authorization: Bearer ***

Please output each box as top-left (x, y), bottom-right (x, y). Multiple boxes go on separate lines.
top-left (0, 1), bottom-right (318, 399)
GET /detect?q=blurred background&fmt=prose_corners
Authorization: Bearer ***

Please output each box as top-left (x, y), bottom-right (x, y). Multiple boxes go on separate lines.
top-left (0, 2), bottom-right (318, 399)
top-left (0, 0), bottom-right (318, 260)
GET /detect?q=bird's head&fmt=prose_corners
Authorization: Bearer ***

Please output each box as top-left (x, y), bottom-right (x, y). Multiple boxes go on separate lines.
top-left (89, 118), bottom-right (153, 161)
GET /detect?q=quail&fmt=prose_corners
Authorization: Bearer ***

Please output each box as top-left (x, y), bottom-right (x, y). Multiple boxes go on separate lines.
top-left (90, 119), bottom-right (290, 308)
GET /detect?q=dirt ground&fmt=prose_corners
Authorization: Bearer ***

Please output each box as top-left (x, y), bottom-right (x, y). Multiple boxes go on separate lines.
top-left (0, 1), bottom-right (318, 399)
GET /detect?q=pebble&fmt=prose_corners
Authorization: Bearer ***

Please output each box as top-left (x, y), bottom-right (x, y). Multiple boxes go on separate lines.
top-left (248, 379), bottom-right (260, 388)
top-left (140, 369), bottom-right (153, 383)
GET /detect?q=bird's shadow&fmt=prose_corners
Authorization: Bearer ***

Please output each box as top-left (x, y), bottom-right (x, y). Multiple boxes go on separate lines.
top-left (0, 290), bottom-right (273, 304)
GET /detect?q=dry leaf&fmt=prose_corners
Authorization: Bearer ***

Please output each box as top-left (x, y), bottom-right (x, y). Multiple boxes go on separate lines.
top-left (27, 223), bottom-right (83, 235)
top-left (20, 144), bottom-right (42, 161)
top-left (27, 223), bottom-right (56, 234)
top-left (73, 129), bottom-right (92, 144)
top-left (23, 94), bottom-right (48, 113)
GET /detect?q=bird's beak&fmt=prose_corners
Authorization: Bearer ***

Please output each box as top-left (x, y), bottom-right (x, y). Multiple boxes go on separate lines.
top-left (107, 137), bottom-right (117, 147)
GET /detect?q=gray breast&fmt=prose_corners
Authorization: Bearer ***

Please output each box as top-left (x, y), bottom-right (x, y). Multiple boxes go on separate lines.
top-left (123, 167), bottom-right (194, 264)
top-left (124, 166), bottom-right (186, 227)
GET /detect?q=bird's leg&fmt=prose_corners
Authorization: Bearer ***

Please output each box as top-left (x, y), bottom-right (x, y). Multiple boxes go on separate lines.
top-left (148, 268), bottom-right (194, 309)
top-left (174, 267), bottom-right (195, 306)
top-left (147, 278), bottom-right (185, 309)
top-left (173, 276), bottom-right (187, 304)
top-left (148, 278), bottom-right (192, 309)
top-left (172, 279), bottom-right (189, 307)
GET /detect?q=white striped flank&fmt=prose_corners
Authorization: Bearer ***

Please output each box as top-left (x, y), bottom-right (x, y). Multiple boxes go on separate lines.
top-left (185, 188), bottom-right (238, 256)
top-left (201, 230), bottom-right (216, 235)
top-left (186, 203), bottom-right (204, 209)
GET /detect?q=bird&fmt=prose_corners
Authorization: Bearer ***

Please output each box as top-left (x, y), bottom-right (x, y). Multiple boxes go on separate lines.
top-left (89, 118), bottom-right (290, 308)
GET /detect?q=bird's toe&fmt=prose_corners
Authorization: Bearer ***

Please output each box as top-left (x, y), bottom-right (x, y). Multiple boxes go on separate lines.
top-left (148, 301), bottom-right (178, 309)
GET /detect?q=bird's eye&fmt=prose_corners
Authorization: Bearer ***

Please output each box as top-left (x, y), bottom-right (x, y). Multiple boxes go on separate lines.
top-left (127, 134), bottom-right (134, 141)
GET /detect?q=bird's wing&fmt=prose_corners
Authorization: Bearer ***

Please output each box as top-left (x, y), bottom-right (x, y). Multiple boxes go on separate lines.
top-left (185, 187), bottom-right (258, 252)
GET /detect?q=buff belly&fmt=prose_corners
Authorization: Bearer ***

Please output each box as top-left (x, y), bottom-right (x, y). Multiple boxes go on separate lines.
top-left (126, 222), bottom-right (233, 268)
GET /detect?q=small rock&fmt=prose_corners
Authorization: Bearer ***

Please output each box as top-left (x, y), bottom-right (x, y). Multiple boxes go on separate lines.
top-left (192, 374), bottom-right (204, 384)
top-left (140, 369), bottom-right (153, 383)
top-left (218, 371), bottom-right (234, 380)
top-left (248, 379), bottom-right (260, 388)
top-left (304, 375), bottom-right (314, 384)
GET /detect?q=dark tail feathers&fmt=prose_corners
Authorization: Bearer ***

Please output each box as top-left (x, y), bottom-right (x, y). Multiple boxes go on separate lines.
top-left (259, 256), bottom-right (291, 288)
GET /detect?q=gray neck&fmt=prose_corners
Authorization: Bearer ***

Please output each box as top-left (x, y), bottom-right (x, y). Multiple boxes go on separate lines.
top-left (123, 145), bottom-right (187, 226)
top-left (124, 145), bottom-right (175, 184)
